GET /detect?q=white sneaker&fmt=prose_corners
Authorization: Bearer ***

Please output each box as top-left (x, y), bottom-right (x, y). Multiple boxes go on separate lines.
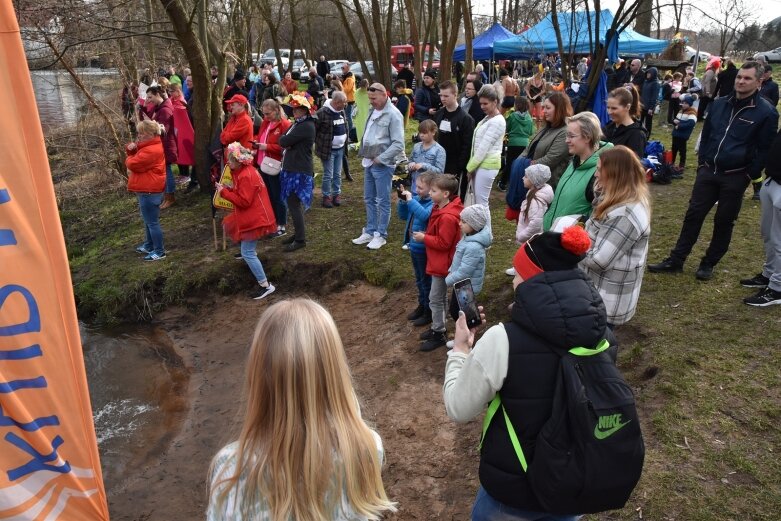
top-left (402, 243), bottom-right (409, 250)
top-left (366, 233), bottom-right (387, 250)
top-left (505, 267), bottom-right (517, 276)
top-left (352, 232), bottom-right (373, 245)
top-left (446, 340), bottom-right (455, 349)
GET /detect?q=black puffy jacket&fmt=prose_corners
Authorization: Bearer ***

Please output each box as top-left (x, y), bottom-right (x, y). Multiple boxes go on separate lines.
top-left (479, 269), bottom-right (616, 512)
top-left (698, 91), bottom-right (778, 179)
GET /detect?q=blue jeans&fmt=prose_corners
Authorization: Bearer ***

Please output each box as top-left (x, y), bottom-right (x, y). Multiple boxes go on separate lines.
top-left (363, 162), bottom-right (394, 238)
top-left (411, 250), bottom-right (431, 308)
top-left (138, 193), bottom-right (164, 254)
top-left (472, 487), bottom-right (580, 521)
top-left (165, 164), bottom-right (175, 194)
top-left (241, 240), bottom-right (267, 283)
top-left (322, 146), bottom-right (345, 197)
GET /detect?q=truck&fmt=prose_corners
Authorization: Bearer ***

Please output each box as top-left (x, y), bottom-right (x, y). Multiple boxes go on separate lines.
top-left (390, 44), bottom-right (440, 71)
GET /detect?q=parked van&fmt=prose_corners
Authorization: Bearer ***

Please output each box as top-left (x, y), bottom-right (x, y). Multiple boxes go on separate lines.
top-left (260, 48), bottom-right (307, 69)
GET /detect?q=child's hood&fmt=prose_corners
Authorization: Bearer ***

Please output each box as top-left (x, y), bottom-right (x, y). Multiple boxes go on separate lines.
top-left (464, 223), bottom-right (493, 248)
top-left (537, 183), bottom-right (554, 205)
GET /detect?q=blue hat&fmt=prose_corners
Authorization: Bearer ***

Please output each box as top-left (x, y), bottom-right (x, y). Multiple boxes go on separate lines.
top-left (681, 94), bottom-right (695, 106)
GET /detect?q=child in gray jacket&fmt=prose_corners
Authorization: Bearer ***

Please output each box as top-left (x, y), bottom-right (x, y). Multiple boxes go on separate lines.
top-left (445, 204), bottom-right (492, 332)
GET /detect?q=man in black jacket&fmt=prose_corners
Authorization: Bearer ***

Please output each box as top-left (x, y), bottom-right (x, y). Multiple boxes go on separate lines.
top-left (433, 80), bottom-right (475, 200)
top-left (649, 61), bottom-right (779, 281)
top-left (739, 130), bottom-right (781, 306)
top-left (759, 65), bottom-right (779, 108)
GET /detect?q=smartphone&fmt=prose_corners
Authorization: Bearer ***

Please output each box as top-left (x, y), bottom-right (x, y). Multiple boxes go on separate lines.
top-left (453, 279), bottom-right (481, 329)
top-left (396, 183), bottom-right (405, 198)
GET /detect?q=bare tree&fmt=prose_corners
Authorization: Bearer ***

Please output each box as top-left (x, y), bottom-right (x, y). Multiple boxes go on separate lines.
top-left (692, 0), bottom-right (756, 56)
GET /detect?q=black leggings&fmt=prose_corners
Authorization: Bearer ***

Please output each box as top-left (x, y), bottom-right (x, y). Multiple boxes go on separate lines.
top-left (286, 193), bottom-right (306, 242)
top-left (671, 136), bottom-right (688, 167)
top-left (640, 111), bottom-right (654, 135)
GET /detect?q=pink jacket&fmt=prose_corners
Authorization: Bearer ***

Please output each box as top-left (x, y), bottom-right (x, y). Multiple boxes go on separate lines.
top-left (515, 184), bottom-right (554, 244)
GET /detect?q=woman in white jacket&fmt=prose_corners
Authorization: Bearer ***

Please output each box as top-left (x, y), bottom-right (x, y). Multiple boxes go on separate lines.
top-left (465, 85), bottom-right (506, 207)
top-left (506, 163), bottom-right (554, 276)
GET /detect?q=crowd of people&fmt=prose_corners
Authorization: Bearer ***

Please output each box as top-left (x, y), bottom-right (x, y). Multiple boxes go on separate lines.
top-left (118, 53), bottom-right (781, 520)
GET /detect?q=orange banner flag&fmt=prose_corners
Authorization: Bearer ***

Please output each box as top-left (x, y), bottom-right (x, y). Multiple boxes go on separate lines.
top-left (0, 4), bottom-right (110, 520)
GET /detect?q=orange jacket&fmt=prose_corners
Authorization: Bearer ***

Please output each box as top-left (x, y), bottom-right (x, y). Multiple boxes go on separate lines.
top-left (342, 73), bottom-right (356, 102)
top-left (125, 137), bottom-right (166, 193)
top-left (220, 111), bottom-right (254, 149)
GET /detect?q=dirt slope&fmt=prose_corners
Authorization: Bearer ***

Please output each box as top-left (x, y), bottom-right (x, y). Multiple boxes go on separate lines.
top-left (106, 282), bottom-right (479, 520)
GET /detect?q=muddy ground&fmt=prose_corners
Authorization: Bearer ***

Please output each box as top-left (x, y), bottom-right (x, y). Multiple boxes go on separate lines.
top-left (106, 282), bottom-right (481, 520)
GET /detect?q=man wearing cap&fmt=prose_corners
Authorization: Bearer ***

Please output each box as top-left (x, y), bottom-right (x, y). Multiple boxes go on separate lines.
top-left (223, 71), bottom-right (248, 113)
top-left (414, 69), bottom-right (442, 122)
top-left (649, 61), bottom-right (779, 281)
top-left (220, 94), bottom-right (254, 153)
top-left (352, 83), bottom-right (405, 250)
top-left (433, 80), bottom-right (475, 200)
top-left (443, 226), bottom-right (617, 519)
top-left (760, 65), bottom-right (779, 108)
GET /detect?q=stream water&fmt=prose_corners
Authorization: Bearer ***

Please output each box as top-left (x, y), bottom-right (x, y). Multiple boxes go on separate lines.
top-left (81, 322), bottom-right (188, 490)
top-left (30, 68), bottom-right (120, 131)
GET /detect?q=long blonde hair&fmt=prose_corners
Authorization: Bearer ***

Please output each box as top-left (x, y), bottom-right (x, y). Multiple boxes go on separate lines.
top-left (209, 299), bottom-right (395, 520)
top-left (592, 145), bottom-right (651, 221)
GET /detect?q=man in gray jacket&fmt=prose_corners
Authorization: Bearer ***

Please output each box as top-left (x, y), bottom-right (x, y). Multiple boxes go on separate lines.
top-left (352, 83), bottom-right (405, 250)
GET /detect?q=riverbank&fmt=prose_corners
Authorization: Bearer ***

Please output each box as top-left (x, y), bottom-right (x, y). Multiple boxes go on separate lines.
top-left (58, 115), bottom-right (781, 519)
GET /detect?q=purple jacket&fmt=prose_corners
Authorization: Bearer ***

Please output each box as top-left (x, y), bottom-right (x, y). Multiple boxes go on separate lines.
top-left (151, 98), bottom-right (178, 164)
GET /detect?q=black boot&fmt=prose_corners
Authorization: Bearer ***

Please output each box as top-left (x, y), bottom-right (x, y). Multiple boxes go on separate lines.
top-left (648, 257), bottom-right (683, 273)
top-left (407, 304), bottom-right (425, 321)
top-left (419, 330), bottom-right (447, 352)
top-left (752, 181), bottom-right (762, 201)
top-left (412, 308), bottom-right (432, 327)
top-left (695, 260), bottom-right (714, 281)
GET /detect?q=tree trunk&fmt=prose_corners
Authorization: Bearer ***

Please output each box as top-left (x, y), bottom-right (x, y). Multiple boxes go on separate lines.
top-left (403, 0), bottom-right (422, 87)
top-left (462, 0), bottom-right (474, 74)
top-left (144, 0), bottom-right (155, 68)
top-left (634, 0), bottom-right (652, 36)
top-left (550, 0), bottom-right (568, 80)
top-left (157, 0), bottom-right (215, 192)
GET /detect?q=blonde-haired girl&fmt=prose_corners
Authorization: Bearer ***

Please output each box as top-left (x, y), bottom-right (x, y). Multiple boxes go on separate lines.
top-left (580, 145), bottom-right (651, 326)
top-left (207, 299), bottom-right (396, 520)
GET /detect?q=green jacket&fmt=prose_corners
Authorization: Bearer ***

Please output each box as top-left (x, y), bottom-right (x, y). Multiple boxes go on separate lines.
top-left (543, 141), bottom-right (614, 231)
top-left (506, 111), bottom-right (535, 148)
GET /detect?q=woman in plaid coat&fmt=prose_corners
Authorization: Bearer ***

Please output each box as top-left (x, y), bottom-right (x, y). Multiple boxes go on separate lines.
top-left (580, 146), bottom-right (651, 327)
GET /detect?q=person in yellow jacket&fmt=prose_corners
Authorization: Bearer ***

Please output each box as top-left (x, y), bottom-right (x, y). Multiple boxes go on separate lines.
top-left (341, 62), bottom-right (356, 141)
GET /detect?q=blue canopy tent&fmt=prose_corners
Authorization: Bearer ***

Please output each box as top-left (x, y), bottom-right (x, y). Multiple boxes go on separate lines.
top-left (494, 10), bottom-right (669, 57)
top-left (453, 22), bottom-right (516, 61)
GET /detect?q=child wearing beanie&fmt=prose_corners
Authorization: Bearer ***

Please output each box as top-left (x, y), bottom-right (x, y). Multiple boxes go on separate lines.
top-left (442, 204), bottom-right (493, 349)
top-left (506, 164), bottom-right (553, 276)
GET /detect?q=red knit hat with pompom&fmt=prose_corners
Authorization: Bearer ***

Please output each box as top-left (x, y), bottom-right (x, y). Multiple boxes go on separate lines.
top-left (513, 226), bottom-right (591, 279)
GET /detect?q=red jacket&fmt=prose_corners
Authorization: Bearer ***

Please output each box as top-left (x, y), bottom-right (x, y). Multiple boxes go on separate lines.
top-left (219, 164), bottom-right (276, 241)
top-left (125, 137), bottom-right (166, 193)
top-left (220, 111), bottom-right (254, 150)
top-left (254, 117), bottom-right (292, 165)
top-left (423, 197), bottom-right (464, 277)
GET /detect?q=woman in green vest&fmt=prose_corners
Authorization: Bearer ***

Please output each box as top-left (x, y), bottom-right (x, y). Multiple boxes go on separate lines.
top-left (542, 112), bottom-right (613, 231)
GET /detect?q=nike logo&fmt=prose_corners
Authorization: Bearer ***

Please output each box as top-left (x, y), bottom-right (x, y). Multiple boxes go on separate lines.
top-left (594, 414), bottom-right (631, 440)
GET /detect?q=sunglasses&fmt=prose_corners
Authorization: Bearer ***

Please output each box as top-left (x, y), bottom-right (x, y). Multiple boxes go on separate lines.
top-left (367, 87), bottom-right (385, 93)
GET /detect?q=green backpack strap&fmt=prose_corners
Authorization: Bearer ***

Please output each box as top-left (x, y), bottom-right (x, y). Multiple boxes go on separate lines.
top-left (568, 338), bottom-right (610, 357)
top-left (480, 394), bottom-right (528, 472)
top-left (478, 338), bottom-right (610, 474)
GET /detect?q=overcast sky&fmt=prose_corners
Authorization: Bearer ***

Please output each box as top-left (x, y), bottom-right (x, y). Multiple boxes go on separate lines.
top-left (472, 0), bottom-right (779, 33)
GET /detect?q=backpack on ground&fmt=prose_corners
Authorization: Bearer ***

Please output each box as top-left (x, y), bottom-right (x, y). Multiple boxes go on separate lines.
top-left (481, 340), bottom-right (645, 515)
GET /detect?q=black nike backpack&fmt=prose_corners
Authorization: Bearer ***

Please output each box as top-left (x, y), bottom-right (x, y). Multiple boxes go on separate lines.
top-left (482, 340), bottom-right (645, 515)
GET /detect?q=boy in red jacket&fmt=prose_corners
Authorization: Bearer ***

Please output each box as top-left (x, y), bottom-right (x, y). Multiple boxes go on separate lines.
top-left (412, 174), bottom-right (464, 351)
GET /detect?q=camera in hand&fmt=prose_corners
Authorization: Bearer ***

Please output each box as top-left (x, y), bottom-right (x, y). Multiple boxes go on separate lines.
top-left (454, 279), bottom-right (481, 329)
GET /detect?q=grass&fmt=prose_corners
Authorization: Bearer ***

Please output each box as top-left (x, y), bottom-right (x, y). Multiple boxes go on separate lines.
top-left (59, 110), bottom-right (781, 519)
